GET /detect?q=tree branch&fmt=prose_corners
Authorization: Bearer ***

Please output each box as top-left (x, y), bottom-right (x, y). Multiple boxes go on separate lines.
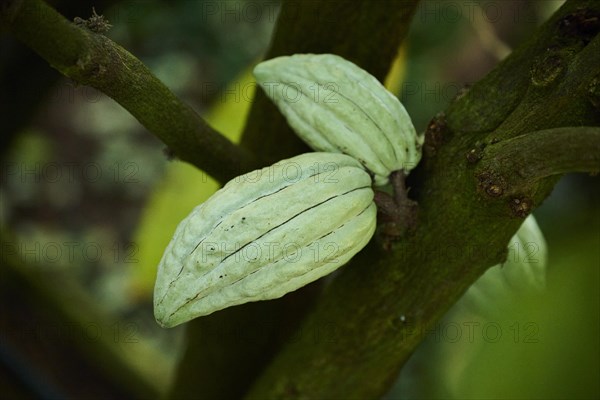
top-left (476, 127), bottom-right (600, 199)
top-left (244, 1), bottom-right (600, 398)
top-left (0, 0), bottom-right (257, 184)
top-left (0, 0), bottom-right (123, 158)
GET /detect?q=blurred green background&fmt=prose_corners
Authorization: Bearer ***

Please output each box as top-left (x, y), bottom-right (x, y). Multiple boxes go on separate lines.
top-left (1, 0), bottom-right (597, 398)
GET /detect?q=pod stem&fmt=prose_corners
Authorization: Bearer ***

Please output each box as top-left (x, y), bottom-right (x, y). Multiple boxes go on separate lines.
top-left (374, 170), bottom-right (419, 249)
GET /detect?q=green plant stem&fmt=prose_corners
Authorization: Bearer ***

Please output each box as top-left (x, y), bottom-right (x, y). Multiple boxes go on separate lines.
top-left (0, 0), bottom-right (257, 184)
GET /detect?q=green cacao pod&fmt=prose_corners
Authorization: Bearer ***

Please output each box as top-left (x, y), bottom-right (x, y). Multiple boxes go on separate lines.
top-left (459, 214), bottom-right (547, 316)
top-left (396, 215), bottom-right (547, 397)
top-left (254, 53), bottom-right (423, 186)
top-left (154, 152), bottom-right (376, 327)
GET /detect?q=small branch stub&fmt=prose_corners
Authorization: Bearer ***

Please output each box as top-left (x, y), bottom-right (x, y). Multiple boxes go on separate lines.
top-left (466, 142), bottom-right (486, 164)
top-left (530, 52), bottom-right (564, 87)
top-left (510, 197), bottom-right (533, 218)
top-left (423, 112), bottom-right (449, 158)
top-left (74, 8), bottom-right (112, 34)
top-left (476, 170), bottom-right (507, 198)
